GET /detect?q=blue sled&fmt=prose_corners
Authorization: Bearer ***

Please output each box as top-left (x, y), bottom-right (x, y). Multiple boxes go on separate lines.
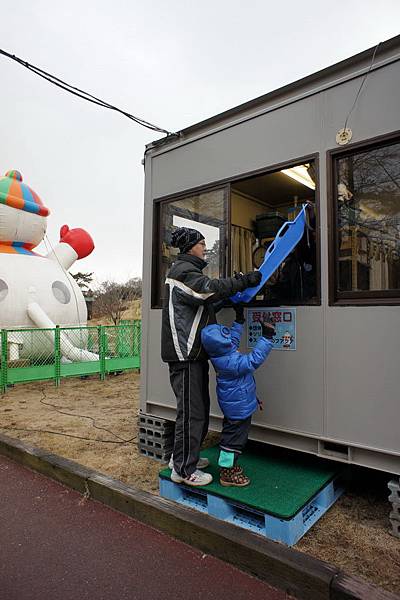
top-left (231, 205), bottom-right (308, 304)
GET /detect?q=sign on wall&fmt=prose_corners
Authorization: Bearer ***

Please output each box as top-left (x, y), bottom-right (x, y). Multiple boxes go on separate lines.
top-left (246, 307), bottom-right (296, 351)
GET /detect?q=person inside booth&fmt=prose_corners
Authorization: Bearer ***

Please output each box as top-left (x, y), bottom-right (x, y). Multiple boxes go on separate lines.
top-left (268, 203), bottom-right (317, 304)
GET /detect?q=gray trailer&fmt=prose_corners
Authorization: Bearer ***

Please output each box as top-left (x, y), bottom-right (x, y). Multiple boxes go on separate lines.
top-left (140, 35), bottom-right (400, 476)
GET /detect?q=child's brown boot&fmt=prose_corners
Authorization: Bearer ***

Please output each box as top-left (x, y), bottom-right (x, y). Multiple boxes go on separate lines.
top-left (220, 465), bottom-right (250, 487)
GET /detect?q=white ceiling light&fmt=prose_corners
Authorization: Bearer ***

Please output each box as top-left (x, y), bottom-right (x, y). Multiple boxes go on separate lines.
top-left (281, 164), bottom-right (315, 190)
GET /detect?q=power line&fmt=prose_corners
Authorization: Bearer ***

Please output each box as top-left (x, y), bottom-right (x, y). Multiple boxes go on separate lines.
top-left (0, 47), bottom-right (178, 137)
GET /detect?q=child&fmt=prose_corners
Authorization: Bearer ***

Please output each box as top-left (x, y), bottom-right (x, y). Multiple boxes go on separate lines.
top-left (201, 305), bottom-right (275, 487)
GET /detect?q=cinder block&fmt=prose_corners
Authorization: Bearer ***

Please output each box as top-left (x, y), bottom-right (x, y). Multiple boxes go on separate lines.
top-left (389, 518), bottom-right (400, 538)
top-left (138, 412), bottom-right (175, 464)
top-left (138, 427), bottom-right (174, 442)
top-left (138, 435), bottom-right (173, 452)
top-left (139, 446), bottom-right (172, 463)
top-left (138, 414), bottom-right (174, 465)
top-left (389, 505), bottom-right (400, 521)
top-left (388, 479), bottom-right (400, 504)
top-left (138, 414), bottom-right (174, 434)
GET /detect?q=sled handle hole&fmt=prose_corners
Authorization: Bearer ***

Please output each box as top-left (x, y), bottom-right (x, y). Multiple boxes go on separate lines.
top-left (278, 223), bottom-right (290, 237)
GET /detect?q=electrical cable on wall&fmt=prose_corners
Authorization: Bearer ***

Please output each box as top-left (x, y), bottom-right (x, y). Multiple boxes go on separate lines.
top-left (0, 47), bottom-right (178, 137)
top-left (343, 41), bottom-right (381, 131)
top-left (337, 42), bottom-right (381, 145)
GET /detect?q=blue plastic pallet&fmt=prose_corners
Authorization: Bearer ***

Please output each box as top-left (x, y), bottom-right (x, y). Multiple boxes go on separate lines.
top-left (230, 204), bottom-right (308, 304)
top-left (159, 475), bottom-right (343, 546)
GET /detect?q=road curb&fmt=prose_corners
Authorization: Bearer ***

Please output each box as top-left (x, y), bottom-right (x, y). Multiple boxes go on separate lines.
top-left (0, 432), bottom-right (398, 600)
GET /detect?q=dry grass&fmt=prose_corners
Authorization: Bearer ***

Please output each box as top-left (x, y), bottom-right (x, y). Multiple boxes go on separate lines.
top-left (0, 372), bottom-right (160, 494)
top-left (0, 372), bottom-right (399, 594)
top-left (90, 299), bottom-right (141, 325)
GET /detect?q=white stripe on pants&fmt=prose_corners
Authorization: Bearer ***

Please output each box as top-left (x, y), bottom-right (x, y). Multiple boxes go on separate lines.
top-left (169, 361), bottom-right (210, 477)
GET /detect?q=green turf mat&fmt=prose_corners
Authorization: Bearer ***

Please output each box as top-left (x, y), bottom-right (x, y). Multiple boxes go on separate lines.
top-left (160, 445), bottom-right (340, 519)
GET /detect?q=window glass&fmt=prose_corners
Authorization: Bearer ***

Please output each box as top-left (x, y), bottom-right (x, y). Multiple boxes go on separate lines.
top-left (336, 142), bottom-right (400, 294)
top-left (155, 188), bottom-right (227, 306)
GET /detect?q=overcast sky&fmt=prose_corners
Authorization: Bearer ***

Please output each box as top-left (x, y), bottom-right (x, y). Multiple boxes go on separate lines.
top-left (1, 1), bottom-right (399, 284)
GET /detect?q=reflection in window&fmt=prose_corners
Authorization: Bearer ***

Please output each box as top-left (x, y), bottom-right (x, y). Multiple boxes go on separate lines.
top-left (156, 188), bottom-right (227, 305)
top-left (336, 142), bottom-right (400, 293)
top-left (172, 215), bottom-right (220, 278)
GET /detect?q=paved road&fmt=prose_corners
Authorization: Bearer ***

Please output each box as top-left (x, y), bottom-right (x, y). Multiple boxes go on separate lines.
top-left (0, 455), bottom-right (288, 600)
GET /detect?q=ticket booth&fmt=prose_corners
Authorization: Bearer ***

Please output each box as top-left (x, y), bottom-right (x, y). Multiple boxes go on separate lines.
top-left (140, 35), bottom-right (400, 475)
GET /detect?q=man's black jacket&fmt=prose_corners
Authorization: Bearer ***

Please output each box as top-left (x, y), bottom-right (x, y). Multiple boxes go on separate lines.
top-left (161, 254), bottom-right (247, 363)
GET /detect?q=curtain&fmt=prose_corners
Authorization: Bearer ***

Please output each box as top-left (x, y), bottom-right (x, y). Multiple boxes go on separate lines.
top-left (231, 226), bottom-right (255, 273)
top-left (369, 243), bottom-right (389, 290)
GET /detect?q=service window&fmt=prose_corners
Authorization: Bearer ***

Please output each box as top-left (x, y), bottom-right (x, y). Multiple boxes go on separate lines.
top-left (229, 159), bottom-right (319, 305)
top-left (153, 187), bottom-right (228, 307)
top-left (332, 138), bottom-right (400, 303)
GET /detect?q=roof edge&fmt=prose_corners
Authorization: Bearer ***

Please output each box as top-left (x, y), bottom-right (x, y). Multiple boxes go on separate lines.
top-left (147, 34), bottom-right (400, 151)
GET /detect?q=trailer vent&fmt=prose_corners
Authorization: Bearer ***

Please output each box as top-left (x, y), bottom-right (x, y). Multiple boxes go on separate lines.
top-left (319, 441), bottom-right (350, 460)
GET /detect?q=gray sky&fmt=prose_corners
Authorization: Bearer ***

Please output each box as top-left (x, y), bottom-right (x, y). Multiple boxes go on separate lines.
top-left (1, 0), bottom-right (399, 284)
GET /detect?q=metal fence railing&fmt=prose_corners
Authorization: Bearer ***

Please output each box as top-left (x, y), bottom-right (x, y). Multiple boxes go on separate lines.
top-left (0, 320), bottom-right (141, 392)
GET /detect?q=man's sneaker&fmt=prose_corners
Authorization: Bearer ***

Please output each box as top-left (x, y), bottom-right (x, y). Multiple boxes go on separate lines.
top-left (171, 468), bottom-right (213, 487)
top-left (168, 455), bottom-right (210, 470)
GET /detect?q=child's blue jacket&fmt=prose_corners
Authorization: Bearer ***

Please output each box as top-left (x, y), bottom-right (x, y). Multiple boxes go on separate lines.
top-left (201, 322), bottom-right (273, 420)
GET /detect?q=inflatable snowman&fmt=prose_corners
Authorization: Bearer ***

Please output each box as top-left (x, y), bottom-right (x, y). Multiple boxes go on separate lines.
top-left (0, 170), bottom-right (98, 361)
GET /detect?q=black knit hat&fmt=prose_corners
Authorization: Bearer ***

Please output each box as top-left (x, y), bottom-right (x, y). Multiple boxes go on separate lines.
top-left (171, 227), bottom-right (205, 254)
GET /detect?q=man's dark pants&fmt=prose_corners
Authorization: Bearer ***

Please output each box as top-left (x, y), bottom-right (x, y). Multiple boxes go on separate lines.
top-left (169, 360), bottom-right (210, 478)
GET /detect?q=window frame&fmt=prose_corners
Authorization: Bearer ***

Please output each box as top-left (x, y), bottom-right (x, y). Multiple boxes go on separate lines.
top-left (328, 130), bottom-right (400, 306)
top-left (151, 152), bottom-right (321, 309)
top-left (151, 184), bottom-right (230, 309)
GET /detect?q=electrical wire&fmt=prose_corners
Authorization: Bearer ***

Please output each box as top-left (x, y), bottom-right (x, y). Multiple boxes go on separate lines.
top-left (343, 42), bottom-right (381, 132)
top-left (1, 426), bottom-right (131, 444)
top-left (0, 47), bottom-right (178, 137)
top-left (38, 387), bottom-right (136, 444)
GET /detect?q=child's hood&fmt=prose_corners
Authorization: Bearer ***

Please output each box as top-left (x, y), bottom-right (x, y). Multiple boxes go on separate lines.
top-left (201, 324), bottom-right (235, 358)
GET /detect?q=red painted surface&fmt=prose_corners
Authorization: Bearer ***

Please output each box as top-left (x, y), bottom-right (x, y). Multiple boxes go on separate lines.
top-left (0, 455), bottom-right (289, 600)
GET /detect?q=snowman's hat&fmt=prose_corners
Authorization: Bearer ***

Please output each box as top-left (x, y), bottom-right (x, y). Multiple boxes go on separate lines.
top-left (0, 170), bottom-right (50, 217)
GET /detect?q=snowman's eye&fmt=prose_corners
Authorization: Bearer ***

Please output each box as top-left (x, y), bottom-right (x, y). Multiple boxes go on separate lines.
top-left (0, 279), bottom-right (8, 302)
top-left (52, 281), bottom-right (71, 304)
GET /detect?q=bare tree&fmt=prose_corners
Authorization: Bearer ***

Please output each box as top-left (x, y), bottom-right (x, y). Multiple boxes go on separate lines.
top-left (93, 278), bottom-right (142, 325)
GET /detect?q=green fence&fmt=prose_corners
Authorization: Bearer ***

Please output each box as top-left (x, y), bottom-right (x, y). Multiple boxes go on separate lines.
top-left (0, 321), bottom-right (141, 392)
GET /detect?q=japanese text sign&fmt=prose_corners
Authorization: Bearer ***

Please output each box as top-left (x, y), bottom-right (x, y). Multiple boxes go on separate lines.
top-left (247, 307), bottom-right (296, 351)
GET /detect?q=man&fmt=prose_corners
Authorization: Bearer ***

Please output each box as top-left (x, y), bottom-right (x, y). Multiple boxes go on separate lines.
top-left (161, 226), bottom-right (262, 487)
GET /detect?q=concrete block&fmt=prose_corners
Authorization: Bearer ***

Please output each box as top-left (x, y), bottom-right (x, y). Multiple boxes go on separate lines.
top-left (389, 518), bottom-right (400, 539)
